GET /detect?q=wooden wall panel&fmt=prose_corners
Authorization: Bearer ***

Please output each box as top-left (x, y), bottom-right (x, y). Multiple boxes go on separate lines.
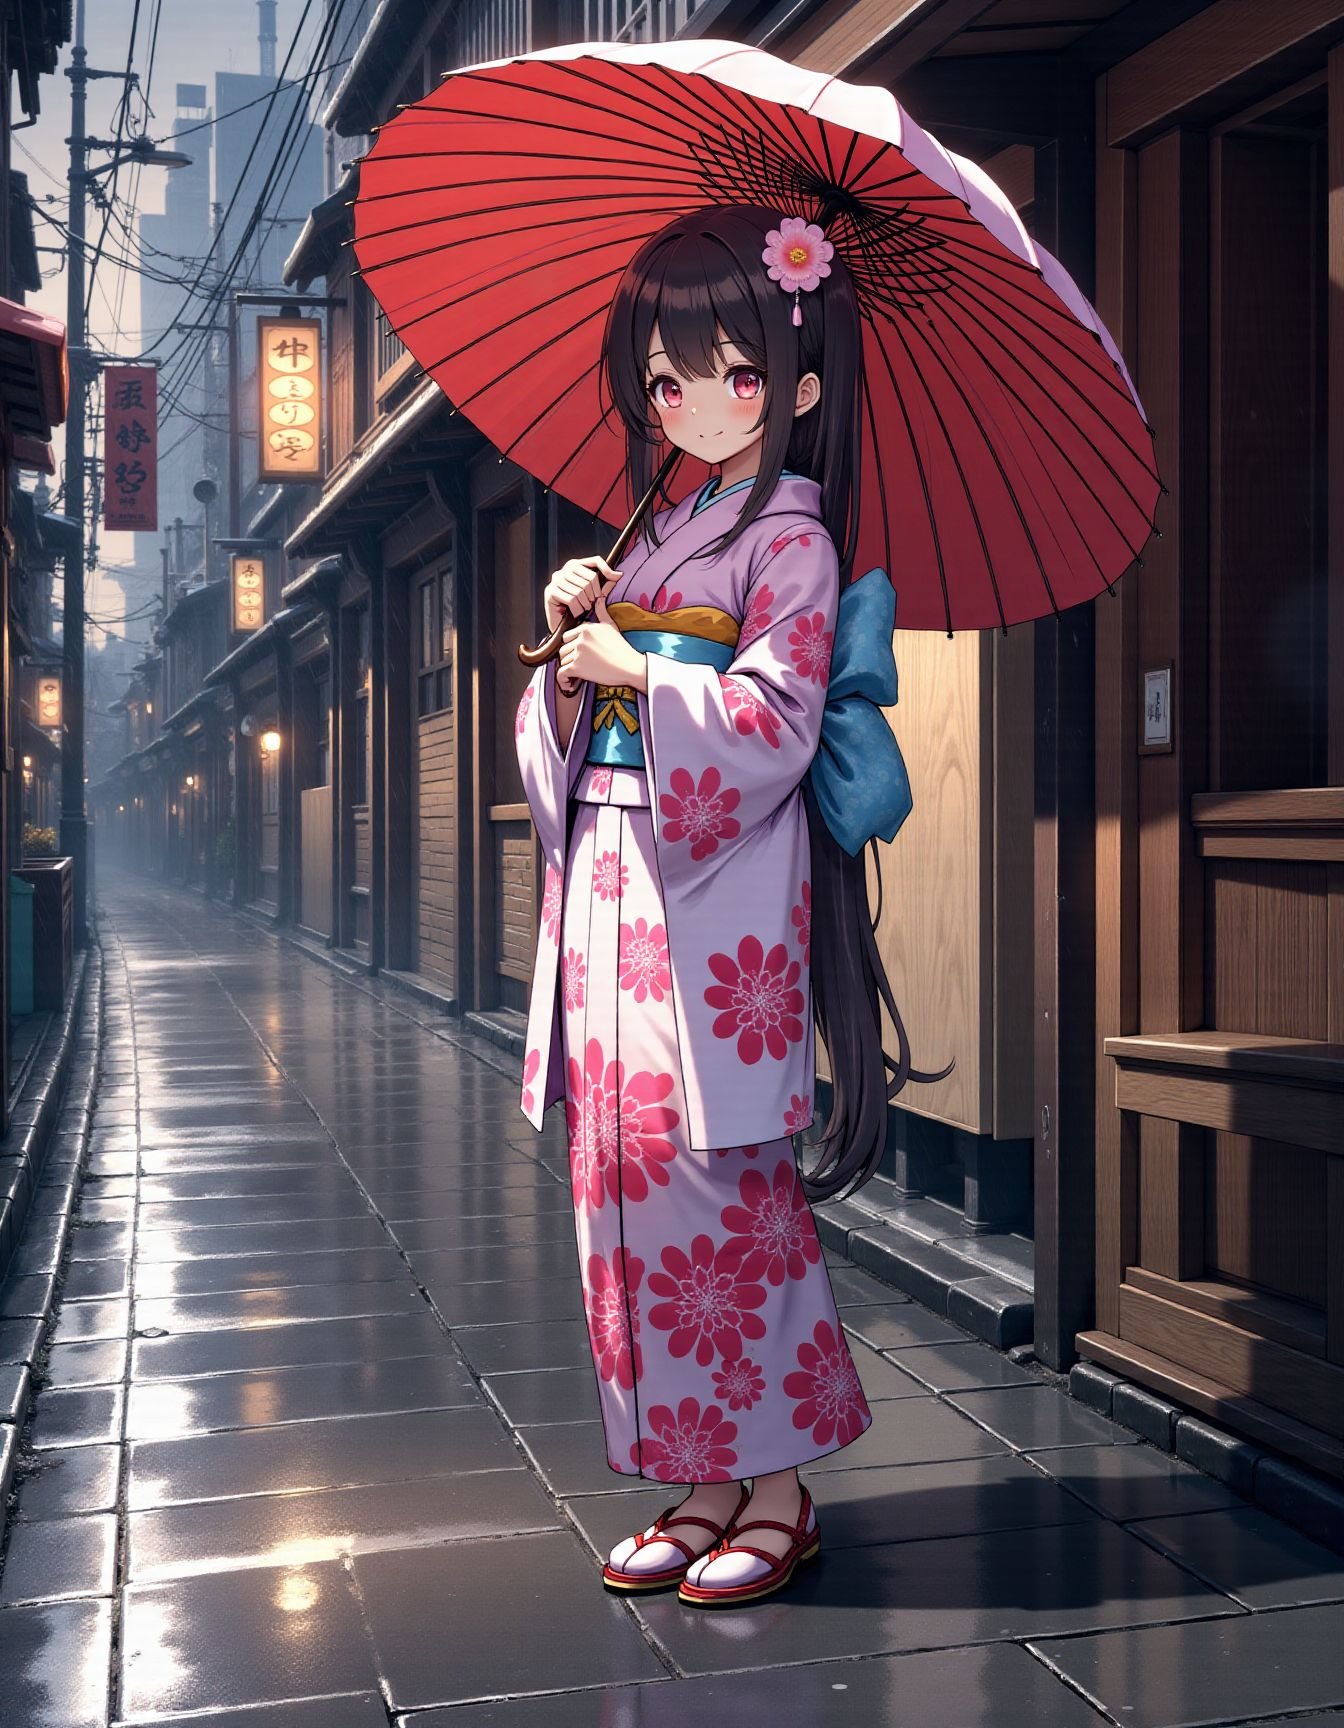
top-left (1206, 859), bottom-right (1331, 1038)
top-left (416, 708), bottom-right (456, 991)
top-left (299, 785), bottom-right (332, 938)
top-left (496, 828), bottom-right (535, 985)
top-left (1206, 1131), bottom-right (1328, 1308)
top-left (854, 628), bottom-right (989, 1134)
top-left (354, 809), bottom-right (371, 888)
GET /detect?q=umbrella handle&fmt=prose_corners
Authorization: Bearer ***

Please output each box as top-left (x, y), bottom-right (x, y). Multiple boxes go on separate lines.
top-left (517, 447), bottom-right (685, 667)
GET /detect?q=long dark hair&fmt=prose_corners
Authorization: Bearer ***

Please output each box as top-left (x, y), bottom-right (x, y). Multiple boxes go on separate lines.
top-left (603, 205), bottom-right (954, 1205)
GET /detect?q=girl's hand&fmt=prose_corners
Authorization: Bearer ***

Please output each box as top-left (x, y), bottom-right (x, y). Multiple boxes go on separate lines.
top-left (559, 595), bottom-right (648, 692)
top-left (543, 555), bottom-right (621, 634)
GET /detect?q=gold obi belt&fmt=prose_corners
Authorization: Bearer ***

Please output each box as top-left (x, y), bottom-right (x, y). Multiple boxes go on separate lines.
top-left (587, 602), bottom-right (740, 770)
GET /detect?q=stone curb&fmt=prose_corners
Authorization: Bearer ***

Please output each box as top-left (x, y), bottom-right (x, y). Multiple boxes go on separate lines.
top-left (0, 921), bottom-right (103, 1524)
top-left (1068, 1360), bottom-right (1344, 1558)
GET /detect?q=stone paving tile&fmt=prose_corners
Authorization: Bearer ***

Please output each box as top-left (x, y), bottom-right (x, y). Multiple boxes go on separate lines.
top-left (403, 1641), bottom-right (1106, 1727)
top-left (133, 1193), bottom-right (377, 1229)
top-left (388, 1211), bottom-right (578, 1252)
top-left (0, 1513), bottom-right (118, 1604)
top-left (1024, 1441), bottom-right (1252, 1524)
top-left (945, 1383), bottom-right (1144, 1451)
top-left (127, 1405), bottom-right (522, 1509)
top-left (352, 1531), bottom-right (666, 1709)
top-left (13, 1444), bottom-right (122, 1521)
top-left (48, 1297), bottom-right (131, 1344)
top-left (0, 1315), bottom-right (46, 1364)
top-left (132, 1244), bottom-right (410, 1299)
top-left (124, 1352), bottom-right (484, 1441)
top-left (68, 1222), bottom-right (135, 1261)
top-left (29, 1385), bottom-right (126, 1450)
top-left (885, 1337), bottom-right (1044, 1391)
top-left (1028, 1601), bottom-right (1344, 1727)
top-left (117, 1697), bottom-right (389, 1728)
top-left (0, 1596), bottom-right (113, 1728)
top-left (130, 1311), bottom-right (450, 1380)
top-left (1127, 1505), bottom-right (1344, 1609)
top-left (44, 1339), bottom-right (130, 1390)
top-left (133, 1215), bottom-right (394, 1262)
top-left (453, 1317), bottom-right (596, 1374)
top-left (60, 1258), bottom-right (133, 1301)
top-left (131, 1278), bottom-right (426, 1335)
top-left (850, 1342), bottom-right (935, 1403)
top-left (405, 1242), bottom-right (582, 1288)
top-left (127, 1467), bottom-right (563, 1583)
top-left (634, 1517), bottom-right (1236, 1676)
top-left (118, 1560), bottom-right (382, 1722)
top-left (483, 1366), bottom-right (604, 1428)
top-left (838, 1302), bottom-right (974, 1351)
top-left (425, 1274), bottom-right (587, 1328)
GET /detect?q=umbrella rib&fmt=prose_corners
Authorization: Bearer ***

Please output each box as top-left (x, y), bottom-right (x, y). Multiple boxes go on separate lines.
top-left (919, 286), bottom-right (1153, 535)
top-left (412, 263), bottom-right (627, 383)
top-left (876, 298), bottom-right (1060, 619)
top-left (627, 60), bottom-right (824, 185)
top-left (442, 65), bottom-right (710, 160)
top-left (380, 232), bottom-right (636, 335)
top-left (880, 303), bottom-right (1011, 630)
top-left (353, 166), bottom-right (710, 208)
top-left (857, 304), bottom-right (953, 636)
top-left (939, 282), bottom-right (1160, 507)
top-left (355, 187), bottom-right (698, 252)
top-left (498, 350), bottom-right (612, 468)
top-left (921, 309), bottom-right (1108, 597)
top-left (360, 147), bottom-right (710, 186)
top-left (928, 240), bottom-right (1147, 410)
top-left (357, 200), bottom-right (689, 283)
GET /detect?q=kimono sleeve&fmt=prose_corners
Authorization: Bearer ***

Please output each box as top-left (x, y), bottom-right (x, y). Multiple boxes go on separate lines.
top-left (642, 523), bottom-right (839, 888)
top-left (513, 527), bottom-right (655, 866)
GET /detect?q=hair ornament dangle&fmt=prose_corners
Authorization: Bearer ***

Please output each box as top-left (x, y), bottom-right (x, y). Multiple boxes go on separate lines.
top-left (762, 214), bottom-right (833, 327)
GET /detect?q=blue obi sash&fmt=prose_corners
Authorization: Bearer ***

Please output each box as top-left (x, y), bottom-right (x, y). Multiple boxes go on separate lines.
top-left (586, 630), bottom-right (735, 769)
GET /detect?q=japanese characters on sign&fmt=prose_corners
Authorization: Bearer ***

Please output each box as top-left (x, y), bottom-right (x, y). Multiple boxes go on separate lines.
top-left (231, 553), bottom-right (265, 633)
top-left (36, 674), bottom-right (62, 729)
top-left (103, 365), bottom-right (158, 531)
top-left (257, 317), bottom-right (323, 482)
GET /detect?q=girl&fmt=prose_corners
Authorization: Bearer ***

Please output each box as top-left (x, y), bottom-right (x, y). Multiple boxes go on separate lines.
top-left (514, 203), bottom-right (948, 1608)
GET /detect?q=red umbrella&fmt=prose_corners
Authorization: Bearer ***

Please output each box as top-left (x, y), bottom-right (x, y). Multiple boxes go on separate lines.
top-left (352, 38), bottom-right (1162, 635)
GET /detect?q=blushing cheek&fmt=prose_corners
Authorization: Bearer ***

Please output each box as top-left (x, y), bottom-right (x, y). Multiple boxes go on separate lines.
top-left (727, 394), bottom-right (761, 427)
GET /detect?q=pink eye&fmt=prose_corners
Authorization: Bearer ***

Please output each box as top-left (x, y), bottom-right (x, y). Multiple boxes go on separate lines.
top-left (649, 377), bottom-right (683, 409)
top-left (728, 368), bottom-right (764, 400)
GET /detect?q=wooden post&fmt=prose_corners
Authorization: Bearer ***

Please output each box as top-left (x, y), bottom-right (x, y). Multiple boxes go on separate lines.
top-left (368, 555), bottom-right (386, 975)
top-left (230, 677), bottom-right (249, 910)
top-left (1031, 73), bottom-right (1100, 1373)
top-left (382, 552), bottom-right (412, 972)
top-left (275, 634), bottom-right (296, 926)
top-left (1092, 83), bottom-right (1142, 1339)
top-left (326, 601), bottom-right (343, 950)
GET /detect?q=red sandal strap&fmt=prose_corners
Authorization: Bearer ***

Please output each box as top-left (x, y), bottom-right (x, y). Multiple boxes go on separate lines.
top-left (631, 1526), bottom-right (698, 1565)
top-left (711, 1540), bottom-right (796, 1570)
top-left (726, 1514), bottom-right (803, 1539)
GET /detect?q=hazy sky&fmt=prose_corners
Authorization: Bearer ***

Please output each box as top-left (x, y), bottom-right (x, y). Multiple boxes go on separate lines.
top-left (16, 0), bottom-right (331, 629)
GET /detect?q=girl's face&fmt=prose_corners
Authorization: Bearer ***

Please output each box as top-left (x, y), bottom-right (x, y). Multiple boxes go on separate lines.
top-left (643, 320), bottom-right (768, 464)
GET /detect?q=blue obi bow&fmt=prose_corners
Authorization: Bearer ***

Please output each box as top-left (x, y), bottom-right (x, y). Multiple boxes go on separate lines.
top-left (807, 567), bottom-right (913, 857)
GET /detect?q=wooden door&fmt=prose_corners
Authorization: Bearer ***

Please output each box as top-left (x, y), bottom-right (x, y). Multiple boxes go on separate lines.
top-left (1085, 75), bottom-right (1343, 1481)
top-left (412, 545), bottom-right (458, 992)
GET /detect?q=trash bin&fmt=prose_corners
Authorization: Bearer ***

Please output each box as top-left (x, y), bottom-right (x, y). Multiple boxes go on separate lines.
top-left (9, 874), bottom-right (35, 1017)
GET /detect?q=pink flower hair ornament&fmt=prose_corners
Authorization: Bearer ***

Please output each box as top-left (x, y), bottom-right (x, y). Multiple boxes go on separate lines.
top-left (762, 214), bottom-right (835, 327)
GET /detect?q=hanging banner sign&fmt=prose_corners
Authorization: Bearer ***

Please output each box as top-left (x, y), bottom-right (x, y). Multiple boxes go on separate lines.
top-left (103, 364), bottom-right (158, 530)
top-left (257, 316), bottom-right (322, 482)
top-left (231, 552), bottom-right (265, 633)
top-left (36, 673), bottom-right (62, 729)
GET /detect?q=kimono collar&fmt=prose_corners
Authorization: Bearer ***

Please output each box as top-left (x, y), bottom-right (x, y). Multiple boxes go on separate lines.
top-left (653, 469), bottom-right (823, 540)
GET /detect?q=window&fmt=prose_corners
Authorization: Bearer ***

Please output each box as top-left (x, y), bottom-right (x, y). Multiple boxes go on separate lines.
top-left (415, 544), bottom-right (455, 717)
top-left (315, 671), bottom-right (331, 787)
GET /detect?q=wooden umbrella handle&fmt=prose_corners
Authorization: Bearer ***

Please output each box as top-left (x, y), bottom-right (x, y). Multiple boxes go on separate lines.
top-left (517, 448), bottom-right (684, 666)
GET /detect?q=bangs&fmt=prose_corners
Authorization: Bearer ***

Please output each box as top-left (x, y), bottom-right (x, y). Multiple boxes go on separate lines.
top-left (637, 234), bottom-right (766, 383)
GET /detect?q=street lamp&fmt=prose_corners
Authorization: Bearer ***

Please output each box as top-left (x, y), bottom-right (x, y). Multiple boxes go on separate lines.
top-left (259, 729), bottom-right (281, 756)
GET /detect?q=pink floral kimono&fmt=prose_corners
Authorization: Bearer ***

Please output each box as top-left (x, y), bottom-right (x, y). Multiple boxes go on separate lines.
top-left (515, 470), bottom-right (872, 1483)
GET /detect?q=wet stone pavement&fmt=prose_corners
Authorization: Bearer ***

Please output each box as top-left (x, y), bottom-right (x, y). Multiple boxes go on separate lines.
top-left (1, 867), bottom-right (1342, 1727)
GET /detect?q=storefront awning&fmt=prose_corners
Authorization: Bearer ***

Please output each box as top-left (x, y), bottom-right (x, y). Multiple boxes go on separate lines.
top-left (0, 297), bottom-right (68, 449)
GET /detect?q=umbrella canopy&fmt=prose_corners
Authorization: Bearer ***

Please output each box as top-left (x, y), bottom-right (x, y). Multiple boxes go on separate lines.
top-left (353, 38), bottom-right (1161, 634)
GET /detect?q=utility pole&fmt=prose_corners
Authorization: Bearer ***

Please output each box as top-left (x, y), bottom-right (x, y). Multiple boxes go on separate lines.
top-left (61, 0), bottom-right (90, 946)
top-left (62, 0), bottom-right (189, 944)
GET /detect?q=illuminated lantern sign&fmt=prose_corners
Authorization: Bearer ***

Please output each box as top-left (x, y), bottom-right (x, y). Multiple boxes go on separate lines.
top-left (257, 316), bottom-right (322, 482)
top-left (36, 674), bottom-right (62, 728)
top-left (231, 553), bottom-right (265, 633)
top-left (103, 365), bottom-right (158, 530)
